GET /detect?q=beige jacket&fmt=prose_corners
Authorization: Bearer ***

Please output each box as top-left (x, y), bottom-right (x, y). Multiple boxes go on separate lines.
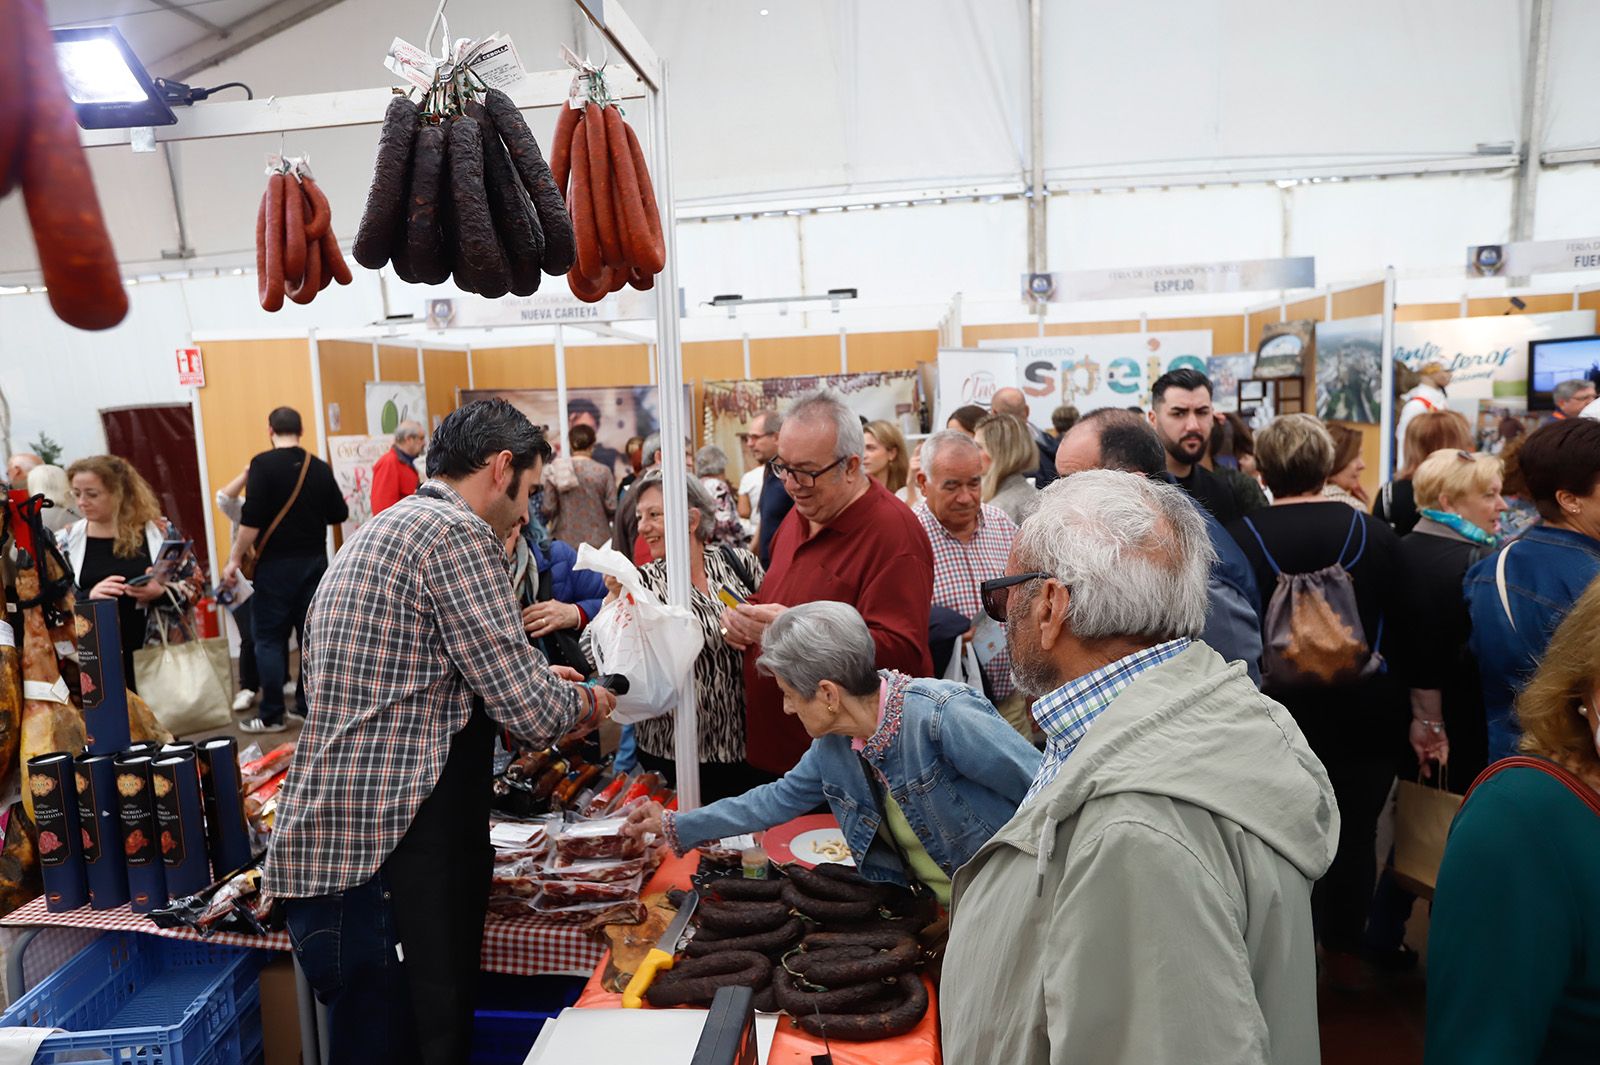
top-left (941, 644), bottom-right (1338, 1065)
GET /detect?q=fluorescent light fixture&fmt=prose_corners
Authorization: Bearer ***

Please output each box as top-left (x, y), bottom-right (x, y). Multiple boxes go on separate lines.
top-left (53, 26), bottom-right (176, 129)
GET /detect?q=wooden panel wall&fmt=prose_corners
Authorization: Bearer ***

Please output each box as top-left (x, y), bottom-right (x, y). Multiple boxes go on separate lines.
top-left (378, 345), bottom-right (420, 382)
top-left (316, 340), bottom-right (372, 436)
top-left (962, 316), bottom-right (1245, 353)
top-left (424, 348), bottom-right (470, 423)
top-left (194, 339), bottom-right (314, 564)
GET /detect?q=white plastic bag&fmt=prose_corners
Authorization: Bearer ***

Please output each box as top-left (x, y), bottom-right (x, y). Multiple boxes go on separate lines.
top-left (575, 543), bottom-right (704, 725)
top-left (943, 638), bottom-right (984, 693)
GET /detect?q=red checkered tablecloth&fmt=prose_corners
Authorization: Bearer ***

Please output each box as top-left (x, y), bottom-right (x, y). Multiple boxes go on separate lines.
top-left (3, 895), bottom-right (606, 976)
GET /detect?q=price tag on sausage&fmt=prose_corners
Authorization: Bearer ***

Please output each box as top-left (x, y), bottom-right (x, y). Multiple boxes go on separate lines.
top-left (465, 32), bottom-right (527, 90)
top-left (385, 36), bottom-right (437, 90)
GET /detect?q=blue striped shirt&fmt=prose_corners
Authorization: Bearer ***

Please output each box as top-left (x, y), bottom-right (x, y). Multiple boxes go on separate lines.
top-left (1023, 639), bottom-right (1192, 804)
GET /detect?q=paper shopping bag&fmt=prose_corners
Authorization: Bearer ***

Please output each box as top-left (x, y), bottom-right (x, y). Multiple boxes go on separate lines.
top-left (1392, 778), bottom-right (1463, 892)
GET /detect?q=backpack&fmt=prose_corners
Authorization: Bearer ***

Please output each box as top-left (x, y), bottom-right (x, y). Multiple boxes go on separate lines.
top-left (1240, 509), bottom-right (1384, 693)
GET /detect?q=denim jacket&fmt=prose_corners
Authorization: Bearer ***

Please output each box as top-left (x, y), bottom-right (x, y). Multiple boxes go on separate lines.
top-left (1466, 525), bottom-right (1600, 761)
top-left (668, 672), bottom-right (1041, 886)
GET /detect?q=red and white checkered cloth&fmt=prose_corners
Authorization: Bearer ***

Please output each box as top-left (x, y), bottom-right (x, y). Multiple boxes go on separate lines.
top-left (3, 896), bottom-right (605, 976)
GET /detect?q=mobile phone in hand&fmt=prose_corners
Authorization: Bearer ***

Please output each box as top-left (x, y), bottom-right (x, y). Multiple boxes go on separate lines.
top-left (125, 574), bottom-right (154, 588)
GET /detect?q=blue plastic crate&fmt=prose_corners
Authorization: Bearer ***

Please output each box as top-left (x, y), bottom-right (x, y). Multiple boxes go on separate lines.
top-left (469, 973), bottom-right (586, 1065)
top-left (0, 932), bottom-right (266, 1065)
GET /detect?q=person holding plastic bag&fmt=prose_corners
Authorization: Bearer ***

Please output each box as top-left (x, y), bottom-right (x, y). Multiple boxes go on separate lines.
top-left (624, 602), bottom-right (1040, 905)
top-left (585, 471), bottom-right (765, 802)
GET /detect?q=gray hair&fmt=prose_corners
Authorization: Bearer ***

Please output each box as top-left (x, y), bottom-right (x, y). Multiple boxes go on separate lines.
top-left (634, 470), bottom-right (718, 542)
top-left (1015, 470), bottom-right (1214, 640)
top-left (786, 388), bottom-right (864, 460)
top-left (1554, 378), bottom-right (1593, 404)
top-left (642, 432), bottom-right (662, 466)
top-left (394, 420), bottom-right (425, 444)
top-left (695, 445), bottom-right (729, 477)
top-left (756, 601), bottom-right (880, 698)
top-left (753, 409), bottom-right (783, 435)
top-left (919, 428), bottom-right (982, 474)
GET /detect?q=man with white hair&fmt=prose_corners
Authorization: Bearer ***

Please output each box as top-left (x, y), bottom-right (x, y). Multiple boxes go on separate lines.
top-left (941, 471), bottom-right (1337, 1065)
top-left (6, 452), bottom-right (41, 488)
top-left (1544, 377), bottom-right (1597, 425)
top-left (722, 389), bottom-right (934, 776)
top-left (370, 420), bottom-right (427, 516)
top-left (913, 430), bottom-right (1022, 730)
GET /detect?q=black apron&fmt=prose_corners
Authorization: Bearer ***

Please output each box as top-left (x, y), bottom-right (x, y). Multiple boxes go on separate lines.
top-left (383, 700), bottom-right (496, 1065)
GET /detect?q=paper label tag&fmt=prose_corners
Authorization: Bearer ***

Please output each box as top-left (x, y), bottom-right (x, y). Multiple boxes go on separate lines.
top-left (386, 36), bottom-right (437, 90)
top-left (24, 679), bottom-right (71, 705)
top-left (466, 32), bottom-right (526, 89)
top-left (54, 641), bottom-right (76, 659)
top-left (561, 44), bottom-right (595, 109)
top-left (490, 822), bottom-right (544, 848)
top-left (0, 622), bottom-right (13, 649)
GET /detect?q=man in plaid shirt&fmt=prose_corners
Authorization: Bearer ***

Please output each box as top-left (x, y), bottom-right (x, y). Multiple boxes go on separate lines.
top-left (912, 430), bottom-right (1023, 729)
top-left (268, 400), bottom-right (614, 1065)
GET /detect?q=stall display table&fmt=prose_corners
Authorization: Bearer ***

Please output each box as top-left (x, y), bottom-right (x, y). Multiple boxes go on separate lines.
top-left (574, 847), bottom-right (943, 1065)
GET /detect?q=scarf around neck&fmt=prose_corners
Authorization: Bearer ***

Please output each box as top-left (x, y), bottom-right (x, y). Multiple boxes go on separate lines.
top-left (1420, 507), bottom-right (1497, 546)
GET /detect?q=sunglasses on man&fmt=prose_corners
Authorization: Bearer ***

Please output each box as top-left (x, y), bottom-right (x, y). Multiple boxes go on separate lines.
top-left (980, 572), bottom-right (1051, 622)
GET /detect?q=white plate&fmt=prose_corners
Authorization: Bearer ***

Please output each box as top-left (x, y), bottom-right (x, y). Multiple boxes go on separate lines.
top-left (788, 827), bottom-right (855, 867)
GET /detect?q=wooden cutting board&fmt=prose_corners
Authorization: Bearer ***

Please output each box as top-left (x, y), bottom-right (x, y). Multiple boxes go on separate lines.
top-left (601, 891), bottom-right (682, 992)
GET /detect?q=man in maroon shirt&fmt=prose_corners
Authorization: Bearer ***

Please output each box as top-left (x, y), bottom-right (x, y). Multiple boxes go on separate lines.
top-left (722, 390), bottom-right (934, 775)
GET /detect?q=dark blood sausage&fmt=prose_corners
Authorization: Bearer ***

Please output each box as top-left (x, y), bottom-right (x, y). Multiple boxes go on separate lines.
top-left (781, 881), bottom-right (877, 922)
top-left (793, 934), bottom-right (919, 986)
top-left (282, 175), bottom-right (306, 285)
top-left (483, 88), bottom-right (575, 276)
top-left (469, 103), bottom-right (542, 297)
top-left (17, 0), bottom-right (127, 330)
top-left (703, 876), bottom-right (786, 902)
top-left (785, 864), bottom-right (888, 904)
top-left (389, 203), bottom-right (418, 285)
top-left (447, 115), bottom-right (510, 299)
top-left (773, 967), bottom-right (900, 1015)
top-left (795, 974), bottom-right (929, 1041)
top-left (583, 102), bottom-right (624, 267)
top-left (697, 899), bottom-right (791, 936)
top-left (784, 945), bottom-right (874, 977)
top-left (301, 176), bottom-right (331, 240)
top-left (353, 95), bottom-right (420, 270)
top-left (645, 951), bottom-right (771, 1008)
top-left (568, 114), bottom-right (603, 284)
top-left (549, 104), bottom-right (581, 199)
top-left (604, 106), bottom-right (665, 275)
top-left (684, 917), bottom-right (803, 958)
top-left (405, 122), bottom-right (451, 285)
top-left (751, 985), bottom-right (779, 1014)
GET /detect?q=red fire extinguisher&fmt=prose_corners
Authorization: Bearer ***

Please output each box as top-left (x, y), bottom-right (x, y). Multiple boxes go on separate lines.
top-left (195, 596), bottom-right (220, 639)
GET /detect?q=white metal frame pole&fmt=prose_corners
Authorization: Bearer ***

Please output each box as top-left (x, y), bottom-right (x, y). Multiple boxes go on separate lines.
top-left (189, 383), bottom-right (221, 587)
top-left (554, 324), bottom-right (571, 456)
top-left (646, 60), bottom-right (700, 812)
top-left (308, 328), bottom-right (335, 559)
top-left (1379, 265), bottom-right (1397, 481)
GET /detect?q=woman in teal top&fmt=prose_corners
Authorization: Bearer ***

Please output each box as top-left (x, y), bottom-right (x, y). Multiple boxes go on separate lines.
top-left (1426, 578), bottom-right (1600, 1064)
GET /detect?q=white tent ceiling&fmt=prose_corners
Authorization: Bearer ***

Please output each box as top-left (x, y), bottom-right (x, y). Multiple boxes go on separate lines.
top-left (3, 0), bottom-right (1598, 298)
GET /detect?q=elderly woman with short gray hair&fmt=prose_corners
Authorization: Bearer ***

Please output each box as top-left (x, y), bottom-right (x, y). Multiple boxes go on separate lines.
top-left (593, 470), bottom-right (766, 802)
top-left (624, 601), bottom-right (1040, 904)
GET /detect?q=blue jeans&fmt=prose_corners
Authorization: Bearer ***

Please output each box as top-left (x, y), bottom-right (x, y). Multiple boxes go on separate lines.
top-left (284, 873), bottom-right (415, 1065)
top-left (251, 554), bottom-right (326, 724)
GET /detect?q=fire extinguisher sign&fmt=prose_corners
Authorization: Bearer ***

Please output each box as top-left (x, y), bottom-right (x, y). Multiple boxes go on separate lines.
top-left (175, 347), bottom-right (206, 388)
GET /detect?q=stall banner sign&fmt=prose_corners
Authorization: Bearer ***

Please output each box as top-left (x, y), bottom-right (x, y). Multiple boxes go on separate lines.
top-left (1467, 236), bottom-right (1600, 278)
top-left (976, 331), bottom-right (1213, 426)
top-left (328, 435), bottom-right (393, 542)
top-left (703, 371), bottom-right (921, 484)
top-left (365, 380), bottom-right (427, 437)
top-left (461, 386), bottom-right (693, 482)
top-left (1027, 256), bottom-right (1314, 303)
top-left (1314, 316), bottom-right (1383, 424)
top-left (1394, 310), bottom-right (1595, 402)
top-left (427, 287), bottom-right (659, 328)
top-left (175, 348), bottom-right (205, 388)
top-left (935, 348), bottom-right (1016, 427)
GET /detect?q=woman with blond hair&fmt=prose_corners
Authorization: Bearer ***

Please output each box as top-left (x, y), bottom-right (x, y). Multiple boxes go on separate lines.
top-left (975, 412), bottom-right (1039, 525)
top-left (1425, 578), bottom-right (1600, 1063)
top-left (1374, 409), bottom-right (1473, 535)
top-left (862, 419), bottom-right (913, 504)
top-left (60, 455), bottom-right (194, 690)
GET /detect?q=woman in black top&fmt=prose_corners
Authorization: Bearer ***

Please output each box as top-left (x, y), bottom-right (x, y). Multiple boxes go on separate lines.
top-left (1373, 409), bottom-right (1473, 536)
top-left (62, 456), bottom-right (190, 690)
top-left (1227, 414), bottom-right (1405, 990)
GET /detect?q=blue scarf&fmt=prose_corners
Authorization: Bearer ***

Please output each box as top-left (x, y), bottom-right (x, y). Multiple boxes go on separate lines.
top-left (1420, 507), bottom-right (1497, 546)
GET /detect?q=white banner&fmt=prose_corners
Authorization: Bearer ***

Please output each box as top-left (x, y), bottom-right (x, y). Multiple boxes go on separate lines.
top-left (1467, 237), bottom-right (1600, 278)
top-left (426, 288), bottom-right (659, 328)
top-left (934, 348), bottom-right (1016, 428)
top-left (1027, 256), bottom-right (1314, 303)
top-left (1393, 310), bottom-right (1595, 403)
top-left (975, 331), bottom-right (1213, 428)
top-left (365, 380), bottom-right (427, 437)
top-left (327, 435), bottom-right (394, 541)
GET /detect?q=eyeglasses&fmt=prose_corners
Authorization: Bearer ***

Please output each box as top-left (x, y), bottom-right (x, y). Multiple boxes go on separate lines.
top-left (1456, 450), bottom-right (1474, 461)
top-left (980, 572), bottom-right (1051, 623)
top-left (771, 456), bottom-right (847, 488)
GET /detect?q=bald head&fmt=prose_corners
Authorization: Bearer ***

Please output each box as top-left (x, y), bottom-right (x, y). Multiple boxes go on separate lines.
top-left (6, 453), bottom-right (41, 487)
top-left (990, 388), bottom-right (1029, 420)
top-left (1056, 409), bottom-right (1166, 479)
